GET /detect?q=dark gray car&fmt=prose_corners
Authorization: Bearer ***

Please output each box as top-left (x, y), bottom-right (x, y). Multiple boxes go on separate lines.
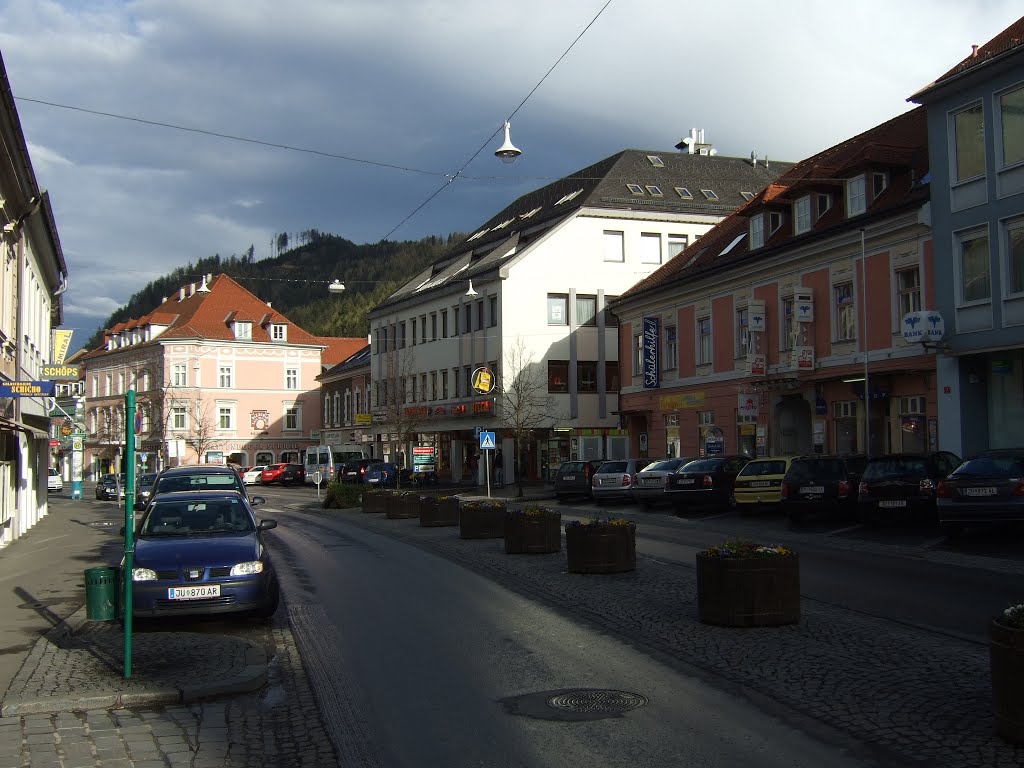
top-left (937, 449), bottom-right (1024, 538)
top-left (553, 459), bottom-right (604, 502)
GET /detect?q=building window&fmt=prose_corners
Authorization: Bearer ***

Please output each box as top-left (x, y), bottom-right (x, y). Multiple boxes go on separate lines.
top-left (816, 193), bottom-right (832, 219)
top-left (398, 322), bottom-right (405, 348)
top-left (663, 324), bottom-right (677, 371)
top-left (451, 367), bottom-right (459, 398)
top-left (897, 267), bottom-right (922, 315)
top-left (834, 400), bottom-right (858, 454)
top-left (640, 233), bottom-right (662, 264)
top-left (675, 187), bottom-right (694, 200)
top-left (576, 295), bottom-right (597, 327)
top-left (958, 227), bottom-right (991, 303)
top-left (441, 369), bottom-right (448, 399)
top-left (646, 185), bottom-right (663, 196)
top-left (286, 368), bottom-right (299, 389)
top-left (736, 308), bottom-right (749, 356)
top-left (577, 361), bottom-right (597, 393)
top-left (172, 405), bottom-right (186, 430)
top-left (749, 214), bottom-right (764, 249)
top-left (218, 406), bottom-right (233, 430)
top-left (954, 102), bottom-right (985, 182)
top-left (547, 294), bottom-right (568, 325)
top-left (627, 183), bottom-right (645, 195)
top-left (451, 307), bottom-right (459, 336)
top-left (605, 361), bottom-right (620, 392)
top-left (462, 306), bottom-right (471, 334)
top-left (602, 296), bottom-right (619, 327)
top-left (668, 235), bottom-right (688, 258)
top-left (698, 410), bottom-right (715, 426)
top-left (421, 315), bottom-right (427, 341)
top-left (834, 282), bottom-right (856, 341)
top-left (794, 196), bottom-right (811, 234)
top-left (430, 313), bottom-right (437, 341)
top-left (1007, 218), bottom-right (1024, 295)
top-left (420, 373), bottom-right (427, 402)
top-left (781, 297), bottom-right (796, 351)
top-left (488, 296), bottom-right (497, 327)
top-left (1001, 86), bottom-right (1024, 167)
top-left (872, 171), bottom-right (888, 198)
top-left (475, 302), bottom-right (483, 332)
top-left (604, 230), bottom-right (625, 262)
top-left (548, 361), bottom-right (569, 393)
top-left (697, 317), bottom-right (712, 366)
top-left (441, 309), bottom-right (449, 338)
top-left (172, 364), bottom-right (186, 387)
top-left (411, 319), bottom-right (417, 345)
top-left (768, 211), bottom-right (783, 234)
top-left (233, 321), bottom-right (251, 340)
top-left (846, 175), bottom-right (866, 216)
top-left (271, 323), bottom-right (287, 341)
top-left (633, 332), bottom-right (644, 375)
top-left (430, 371), bottom-right (437, 401)
top-left (408, 376), bottom-right (415, 403)
top-left (285, 407), bottom-right (299, 431)
top-left (218, 366), bottom-right (232, 388)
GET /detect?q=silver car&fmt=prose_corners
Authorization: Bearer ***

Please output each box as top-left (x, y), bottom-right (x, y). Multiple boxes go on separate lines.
top-left (632, 458), bottom-right (693, 507)
top-left (591, 458), bottom-right (653, 504)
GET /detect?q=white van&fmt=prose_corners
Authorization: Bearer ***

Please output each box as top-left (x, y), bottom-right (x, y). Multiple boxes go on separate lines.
top-left (305, 444), bottom-right (370, 484)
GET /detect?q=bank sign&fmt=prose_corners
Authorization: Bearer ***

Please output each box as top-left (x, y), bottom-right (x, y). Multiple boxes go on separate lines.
top-left (902, 310), bottom-right (945, 343)
top-left (642, 317), bottom-right (659, 389)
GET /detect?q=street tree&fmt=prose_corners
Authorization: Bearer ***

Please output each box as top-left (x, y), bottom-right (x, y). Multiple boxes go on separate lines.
top-left (375, 345), bottom-right (425, 489)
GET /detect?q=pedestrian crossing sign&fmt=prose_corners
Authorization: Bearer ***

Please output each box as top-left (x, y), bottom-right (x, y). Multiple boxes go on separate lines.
top-left (479, 431), bottom-right (496, 450)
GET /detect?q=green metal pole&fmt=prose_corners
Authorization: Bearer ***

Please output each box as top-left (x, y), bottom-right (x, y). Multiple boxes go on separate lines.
top-left (124, 390), bottom-right (136, 679)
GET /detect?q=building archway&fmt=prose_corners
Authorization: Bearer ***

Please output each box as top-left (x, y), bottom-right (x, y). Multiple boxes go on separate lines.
top-left (774, 394), bottom-right (812, 455)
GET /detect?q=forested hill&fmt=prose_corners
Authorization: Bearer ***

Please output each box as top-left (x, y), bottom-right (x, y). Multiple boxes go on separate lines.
top-left (85, 231), bottom-right (464, 350)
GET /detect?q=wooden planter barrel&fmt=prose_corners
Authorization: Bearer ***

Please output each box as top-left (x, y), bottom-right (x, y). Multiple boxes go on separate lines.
top-left (565, 524), bottom-right (635, 573)
top-left (361, 491), bottom-right (389, 513)
top-left (385, 493), bottom-right (421, 519)
top-left (459, 502), bottom-right (506, 539)
top-left (419, 497), bottom-right (460, 527)
top-left (991, 619), bottom-right (1024, 743)
top-left (695, 553), bottom-right (800, 627)
top-left (504, 511), bottom-right (561, 554)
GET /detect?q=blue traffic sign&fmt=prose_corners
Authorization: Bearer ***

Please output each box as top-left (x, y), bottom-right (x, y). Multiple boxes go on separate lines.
top-left (479, 431), bottom-right (496, 450)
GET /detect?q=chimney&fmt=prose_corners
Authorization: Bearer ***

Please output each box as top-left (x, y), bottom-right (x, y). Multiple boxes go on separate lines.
top-left (189, 282), bottom-right (196, 296)
top-left (971, 44), bottom-right (979, 57)
top-left (178, 287), bottom-right (185, 301)
top-left (266, 301), bottom-right (272, 308)
top-left (751, 150), bottom-right (758, 167)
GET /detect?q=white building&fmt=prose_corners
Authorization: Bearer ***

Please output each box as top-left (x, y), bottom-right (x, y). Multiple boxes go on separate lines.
top-left (368, 140), bottom-right (792, 483)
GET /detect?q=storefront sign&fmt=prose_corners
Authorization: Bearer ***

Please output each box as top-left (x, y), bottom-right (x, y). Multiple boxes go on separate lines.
top-left (471, 367), bottom-right (495, 394)
top-left (659, 392), bottom-right (705, 410)
top-left (794, 346), bottom-right (815, 370)
top-left (748, 354), bottom-right (766, 376)
top-left (41, 364), bottom-right (82, 380)
top-left (355, 413), bottom-right (373, 426)
top-left (748, 300), bottom-right (766, 333)
top-left (52, 330), bottom-right (74, 365)
top-left (403, 400), bottom-right (492, 419)
top-left (0, 381), bottom-right (55, 397)
top-left (795, 296), bottom-right (814, 322)
top-left (737, 393), bottom-right (758, 418)
top-left (413, 445), bottom-right (436, 473)
top-left (642, 317), bottom-right (659, 389)
top-left (901, 310), bottom-right (945, 343)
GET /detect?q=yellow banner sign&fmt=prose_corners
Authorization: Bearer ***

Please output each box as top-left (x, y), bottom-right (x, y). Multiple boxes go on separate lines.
top-left (354, 413), bottom-right (372, 426)
top-left (52, 330), bottom-right (73, 364)
top-left (659, 392), bottom-right (705, 410)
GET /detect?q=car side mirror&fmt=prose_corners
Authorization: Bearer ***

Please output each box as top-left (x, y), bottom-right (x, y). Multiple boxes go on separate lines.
top-left (258, 519), bottom-right (277, 531)
top-left (251, 496), bottom-right (266, 506)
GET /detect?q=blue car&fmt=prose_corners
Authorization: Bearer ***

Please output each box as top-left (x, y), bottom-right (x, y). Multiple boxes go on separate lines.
top-left (128, 490), bottom-right (279, 619)
top-left (364, 462), bottom-right (398, 487)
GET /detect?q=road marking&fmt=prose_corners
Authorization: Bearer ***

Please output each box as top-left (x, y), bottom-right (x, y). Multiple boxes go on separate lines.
top-left (701, 512), bottom-right (733, 520)
top-left (920, 535), bottom-right (946, 549)
top-left (825, 524), bottom-right (862, 536)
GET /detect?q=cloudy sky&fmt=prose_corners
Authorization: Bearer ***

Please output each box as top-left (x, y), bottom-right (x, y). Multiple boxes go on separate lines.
top-left (0, 0), bottom-right (1020, 350)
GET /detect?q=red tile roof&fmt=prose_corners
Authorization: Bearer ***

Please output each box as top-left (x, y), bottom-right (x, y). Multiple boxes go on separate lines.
top-left (911, 15), bottom-right (1024, 99)
top-left (317, 336), bottom-right (369, 366)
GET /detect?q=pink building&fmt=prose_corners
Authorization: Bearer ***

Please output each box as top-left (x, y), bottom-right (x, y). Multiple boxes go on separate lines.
top-left (81, 274), bottom-right (361, 476)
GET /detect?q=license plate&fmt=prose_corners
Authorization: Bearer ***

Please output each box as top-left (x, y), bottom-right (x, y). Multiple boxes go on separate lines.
top-left (878, 500), bottom-right (906, 508)
top-left (562, 475), bottom-right (576, 481)
top-left (675, 478), bottom-right (695, 486)
top-left (750, 480), bottom-right (772, 487)
top-left (801, 486), bottom-right (825, 494)
top-left (168, 585), bottom-right (221, 601)
top-left (964, 487), bottom-right (996, 496)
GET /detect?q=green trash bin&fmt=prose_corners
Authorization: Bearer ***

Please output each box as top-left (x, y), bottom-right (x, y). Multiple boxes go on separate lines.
top-left (84, 567), bottom-right (118, 621)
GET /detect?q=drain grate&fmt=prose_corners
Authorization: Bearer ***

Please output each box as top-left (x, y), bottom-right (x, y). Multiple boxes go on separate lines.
top-left (546, 689), bottom-right (648, 714)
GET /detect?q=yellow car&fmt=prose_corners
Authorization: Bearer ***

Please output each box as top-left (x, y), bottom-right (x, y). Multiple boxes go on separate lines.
top-left (733, 457), bottom-right (796, 511)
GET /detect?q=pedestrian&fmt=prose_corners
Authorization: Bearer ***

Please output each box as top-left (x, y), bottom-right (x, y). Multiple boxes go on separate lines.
top-left (494, 449), bottom-right (504, 487)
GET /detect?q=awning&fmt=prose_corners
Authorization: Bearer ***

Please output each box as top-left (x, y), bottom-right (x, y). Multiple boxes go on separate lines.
top-left (0, 416), bottom-right (50, 440)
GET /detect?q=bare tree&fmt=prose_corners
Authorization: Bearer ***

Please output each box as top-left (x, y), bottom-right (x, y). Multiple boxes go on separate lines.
top-left (498, 338), bottom-right (560, 498)
top-left (375, 346), bottom-right (425, 489)
top-left (181, 393), bottom-right (223, 465)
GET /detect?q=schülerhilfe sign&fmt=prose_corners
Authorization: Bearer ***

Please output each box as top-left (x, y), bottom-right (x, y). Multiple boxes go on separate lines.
top-left (901, 310), bottom-right (945, 344)
top-left (642, 317), bottom-right (659, 389)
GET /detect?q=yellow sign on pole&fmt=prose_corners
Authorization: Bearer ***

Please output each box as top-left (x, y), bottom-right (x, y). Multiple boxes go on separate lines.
top-left (471, 367), bottom-right (494, 395)
top-left (52, 330), bottom-right (74, 364)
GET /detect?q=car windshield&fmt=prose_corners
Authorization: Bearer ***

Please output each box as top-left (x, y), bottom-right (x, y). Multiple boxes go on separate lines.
top-left (141, 498), bottom-right (255, 536)
top-left (786, 459), bottom-right (847, 482)
top-left (739, 460), bottom-right (788, 477)
top-left (156, 474), bottom-right (242, 493)
top-left (862, 457), bottom-right (928, 480)
top-left (597, 461), bottom-right (628, 473)
top-left (680, 459), bottom-right (724, 473)
top-left (137, 473), bottom-right (158, 486)
top-left (558, 462), bottom-right (587, 474)
top-left (643, 459), bottom-right (682, 472)
top-left (952, 456), bottom-right (1024, 478)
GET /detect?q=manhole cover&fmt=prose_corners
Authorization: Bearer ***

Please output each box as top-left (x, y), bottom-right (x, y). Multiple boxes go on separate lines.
top-left (546, 689), bottom-right (647, 714)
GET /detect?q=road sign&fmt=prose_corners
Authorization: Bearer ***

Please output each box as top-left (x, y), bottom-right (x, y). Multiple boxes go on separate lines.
top-left (312, 470), bottom-right (324, 485)
top-left (479, 431), bottom-right (496, 450)
top-left (638, 432), bottom-right (648, 452)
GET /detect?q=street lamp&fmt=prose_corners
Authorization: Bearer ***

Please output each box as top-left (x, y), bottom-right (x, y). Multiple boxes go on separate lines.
top-left (494, 121), bottom-right (522, 164)
top-left (328, 279), bottom-right (345, 294)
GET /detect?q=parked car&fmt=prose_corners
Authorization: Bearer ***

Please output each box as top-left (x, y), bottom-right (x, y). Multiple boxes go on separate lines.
top-left (632, 458), bottom-right (692, 507)
top-left (47, 468), bottom-right (63, 493)
top-left (260, 463), bottom-right (305, 486)
top-left (135, 472), bottom-right (158, 507)
top-left (937, 449), bottom-right (1024, 538)
top-left (150, 465), bottom-right (263, 508)
top-left (127, 490), bottom-right (279, 619)
top-left (95, 473), bottom-right (126, 501)
top-left (665, 455), bottom-right (751, 513)
top-left (591, 458), bottom-right (653, 504)
top-left (242, 466), bottom-right (266, 485)
top-left (364, 462), bottom-right (399, 487)
top-left (339, 458), bottom-right (374, 484)
top-left (780, 455), bottom-right (860, 523)
top-left (733, 456), bottom-right (796, 513)
top-left (858, 451), bottom-right (961, 526)
top-left (553, 459), bottom-right (605, 502)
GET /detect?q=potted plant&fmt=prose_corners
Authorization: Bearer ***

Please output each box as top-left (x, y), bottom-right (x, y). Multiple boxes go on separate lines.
top-left (420, 494), bottom-right (460, 527)
top-left (696, 538), bottom-right (799, 627)
top-left (385, 490), bottom-right (421, 519)
top-left (504, 505), bottom-right (561, 554)
top-left (458, 499), bottom-right (506, 539)
top-left (361, 488), bottom-right (390, 513)
top-left (564, 517), bottom-right (635, 573)
top-left (991, 602), bottom-right (1024, 743)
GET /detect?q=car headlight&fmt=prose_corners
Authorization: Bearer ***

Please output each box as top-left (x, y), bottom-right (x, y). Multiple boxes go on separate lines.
top-left (132, 568), bottom-right (158, 581)
top-left (230, 561), bottom-right (264, 576)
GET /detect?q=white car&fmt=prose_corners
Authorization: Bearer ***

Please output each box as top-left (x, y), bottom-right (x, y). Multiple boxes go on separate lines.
top-left (47, 468), bottom-right (63, 493)
top-left (242, 466), bottom-right (266, 485)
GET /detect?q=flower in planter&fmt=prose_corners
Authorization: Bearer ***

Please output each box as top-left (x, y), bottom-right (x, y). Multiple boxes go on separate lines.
top-left (462, 499), bottom-right (505, 511)
top-left (699, 537), bottom-right (793, 558)
top-left (998, 603), bottom-right (1024, 630)
top-left (565, 515), bottom-right (635, 529)
top-left (508, 504), bottom-right (558, 518)
top-left (393, 490), bottom-right (421, 500)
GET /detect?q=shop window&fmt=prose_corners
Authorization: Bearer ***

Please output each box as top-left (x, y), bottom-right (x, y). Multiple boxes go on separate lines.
top-left (548, 361), bottom-right (569, 393)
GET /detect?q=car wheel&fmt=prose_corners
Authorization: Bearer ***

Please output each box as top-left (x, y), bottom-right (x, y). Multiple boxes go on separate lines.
top-left (941, 523), bottom-right (965, 540)
top-left (253, 580), bottom-right (280, 619)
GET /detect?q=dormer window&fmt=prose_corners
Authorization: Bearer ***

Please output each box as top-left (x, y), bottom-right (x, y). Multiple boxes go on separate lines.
top-left (794, 196), bottom-right (811, 235)
top-left (769, 211), bottom-right (783, 234)
top-left (846, 175), bottom-right (866, 217)
top-left (872, 171), bottom-right (888, 198)
top-left (233, 321), bottom-right (252, 340)
top-left (271, 323), bottom-right (287, 341)
top-left (816, 193), bottom-right (832, 219)
top-left (749, 214), bottom-right (765, 250)
top-left (627, 184), bottom-right (645, 195)
top-left (675, 187), bottom-right (694, 200)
